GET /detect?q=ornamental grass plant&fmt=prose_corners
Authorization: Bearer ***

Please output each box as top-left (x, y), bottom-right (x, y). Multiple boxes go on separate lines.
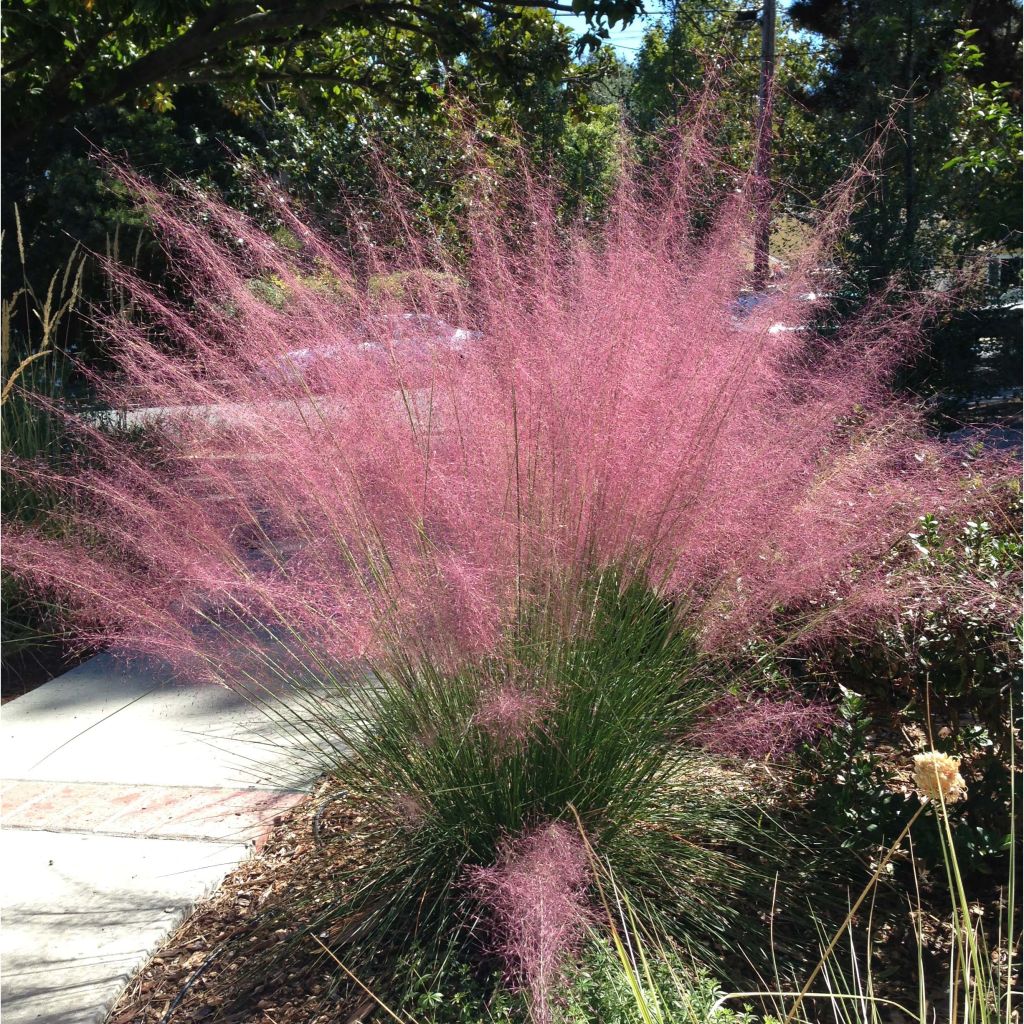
top-left (4, 125), bottom-right (982, 671)
top-left (3, 115), bottom-right (1011, 1015)
top-left (305, 574), bottom-right (777, 1005)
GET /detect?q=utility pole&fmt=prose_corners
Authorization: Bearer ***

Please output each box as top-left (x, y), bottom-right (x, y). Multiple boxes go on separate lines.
top-left (753, 0), bottom-right (776, 290)
top-left (902, 0), bottom-right (918, 274)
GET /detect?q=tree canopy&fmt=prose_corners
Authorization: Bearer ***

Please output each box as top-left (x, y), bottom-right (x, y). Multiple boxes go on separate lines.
top-left (1, 0), bottom-right (643, 149)
top-left (2, 0), bottom-right (1019, 336)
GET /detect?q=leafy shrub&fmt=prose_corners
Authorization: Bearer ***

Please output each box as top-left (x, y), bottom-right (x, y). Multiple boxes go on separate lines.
top-left (800, 686), bottom-right (1015, 885)
top-left (744, 748), bottom-right (1019, 1024)
top-left (823, 500), bottom-right (1021, 740)
top-left (245, 273), bottom-right (291, 310)
top-left (795, 491), bottom-right (1021, 882)
top-left (247, 265), bottom-right (359, 311)
top-left (797, 687), bottom-right (914, 848)
top-left (559, 947), bottom-right (756, 1024)
top-left (392, 936), bottom-right (755, 1023)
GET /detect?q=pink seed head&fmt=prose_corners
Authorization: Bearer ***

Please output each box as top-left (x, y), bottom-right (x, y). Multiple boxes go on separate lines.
top-left (2, 112), bottom-right (1008, 697)
top-left (691, 693), bottom-right (835, 761)
top-left (466, 822), bottom-right (592, 1024)
top-left (473, 684), bottom-right (552, 746)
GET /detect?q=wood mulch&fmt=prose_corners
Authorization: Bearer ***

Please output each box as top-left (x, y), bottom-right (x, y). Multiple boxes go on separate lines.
top-left (105, 758), bottom-right (1012, 1024)
top-left (107, 780), bottom-right (379, 1024)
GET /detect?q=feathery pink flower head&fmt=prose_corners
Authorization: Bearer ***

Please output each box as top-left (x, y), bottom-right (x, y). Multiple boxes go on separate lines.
top-left (691, 692), bottom-right (835, 761)
top-left (3, 116), bottom-right (1000, 686)
top-left (473, 683), bottom-right (552, 747)
top-left (466, 822), bottom-right (592, 1024)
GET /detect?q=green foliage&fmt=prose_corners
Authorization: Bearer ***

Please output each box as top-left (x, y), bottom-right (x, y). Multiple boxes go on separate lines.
top-left (0, 1), bottom-right (643, 148)
top-left (246, 266), bottom-right (464, 314)
top-left (750, 475), bottom-right (1021, 891)
top-left (758, 763), bottom-right (1018, 1024)
top-left (391, 939), bottom-right (755, 1023)
top-left (802, 606), bottom-right (1019, 880)
top-left (1, 225), bottom-right (83, 655)
top-left (2, 6), bottom-right (633, 365)
top-left (788, 0), bottom-right (1022, 284)
top-left (629, 10), bottom-right (828, 218)
top-left (391, 948), bottom-right (519, 1022)
top-left (559, 102), bottom-right (624, 221)
top-left (798, 687), bottom-right (915, 854)
top-left (262, 573), bottom-right (791, 988)
top-left (1, 89), bottom-right (246, 363)
top-left (938, 29), bottom-right (1023, 244)
top-left (591, 758), bottom-right (1020, 1024)
top-left (559, 947), bottom-right (748, 1024)
top-left (835, 498), bottom-right (1020, 743)
top-left (6, 0), bottom-right (1019, 371)
top-left (244, 273), bottom-right (291, 311)
top-left (904, 510), bottom-right (1021, 713)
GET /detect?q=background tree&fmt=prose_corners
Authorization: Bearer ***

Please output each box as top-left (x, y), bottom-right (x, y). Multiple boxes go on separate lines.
top-left (1, 2), bottom-right (633, 362)
top-left (0, 0), bottom-right (642, 149)
top-left (629, 5), bottom-right (829, 236)
top-left (788, 0), bottom-right (1022, 283)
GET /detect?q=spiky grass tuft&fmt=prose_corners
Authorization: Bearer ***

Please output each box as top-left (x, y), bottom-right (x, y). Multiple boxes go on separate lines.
top-left (297, 574), bottom-right (769, 975)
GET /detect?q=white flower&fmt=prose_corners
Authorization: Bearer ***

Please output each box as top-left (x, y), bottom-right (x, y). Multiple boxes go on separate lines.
top-left (913, 751), bottom-right (967, 804)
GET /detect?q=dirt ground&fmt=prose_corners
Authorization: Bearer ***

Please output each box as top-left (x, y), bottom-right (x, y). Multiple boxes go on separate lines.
top-left (105, 770), bottom-right (1016, 1024)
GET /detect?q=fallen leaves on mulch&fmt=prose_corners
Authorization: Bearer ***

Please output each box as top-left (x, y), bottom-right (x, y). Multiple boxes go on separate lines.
top-left (107, 779), bottom-right (377, 1024)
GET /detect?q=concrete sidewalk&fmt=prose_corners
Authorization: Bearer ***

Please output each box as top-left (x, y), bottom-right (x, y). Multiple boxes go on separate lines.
top-left (1, 653), bottom-right (315, 1024)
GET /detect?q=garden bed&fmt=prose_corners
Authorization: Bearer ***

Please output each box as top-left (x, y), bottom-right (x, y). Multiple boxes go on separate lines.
top-left (103, 757), bottom-right (998, 1024)
top-left (108, 779), bottom-right (367, 1024)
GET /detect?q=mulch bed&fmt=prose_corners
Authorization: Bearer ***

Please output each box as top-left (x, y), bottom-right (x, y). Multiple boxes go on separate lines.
top-left (105, 756), bottom-right (1010, 1024)
top-left (108, 780), bottom-right (379, 1024)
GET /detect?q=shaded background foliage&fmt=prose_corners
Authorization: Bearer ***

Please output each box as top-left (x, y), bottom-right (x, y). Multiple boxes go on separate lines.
top-left (3, 1), bottom-right (1020, 381)
top-left (2, 2), bottom-right (629, 359)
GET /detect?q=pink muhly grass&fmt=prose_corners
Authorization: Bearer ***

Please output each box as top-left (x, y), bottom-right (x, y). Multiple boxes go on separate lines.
top-left (691, 692), bottom-right (836, 761)
top-left (466, 822), bottom-right (592, 1024)
top-left (1, 117), bottom-right (1000, 685)
top-left (473, 682), bottom-right (552, 746)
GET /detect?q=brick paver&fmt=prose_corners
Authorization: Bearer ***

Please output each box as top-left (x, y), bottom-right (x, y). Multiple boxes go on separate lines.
top-left (0, 652), bottom-right (316, 1024)
top-left (2, 780), bottom-right (303, 841)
